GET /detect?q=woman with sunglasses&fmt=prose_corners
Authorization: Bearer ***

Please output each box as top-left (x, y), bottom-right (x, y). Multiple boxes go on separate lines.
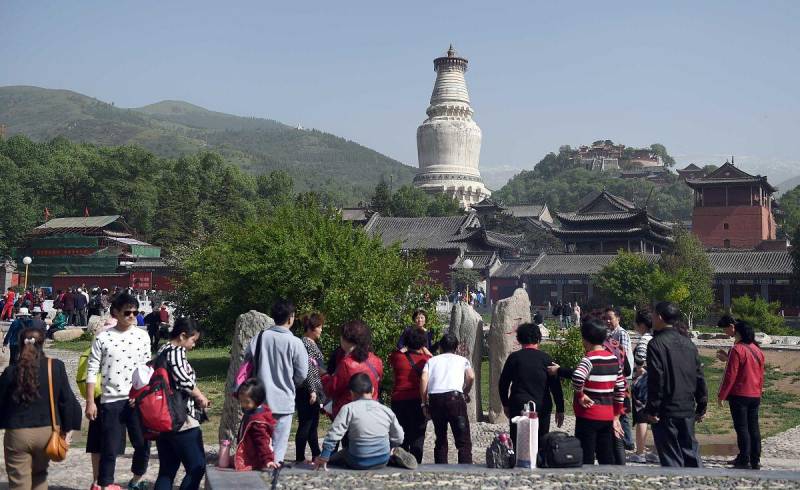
top-left (85, 293), bottom-right (152, 490)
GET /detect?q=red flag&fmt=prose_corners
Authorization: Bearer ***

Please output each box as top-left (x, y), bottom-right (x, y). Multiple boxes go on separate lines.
top-left (84, 207), bottom-right (90, 217)
top-left (44, 208), bottom-right (50, 221)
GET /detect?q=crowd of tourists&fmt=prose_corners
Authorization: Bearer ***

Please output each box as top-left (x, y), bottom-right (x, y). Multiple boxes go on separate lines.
top-left (0, 289), bottom-right (769, 489)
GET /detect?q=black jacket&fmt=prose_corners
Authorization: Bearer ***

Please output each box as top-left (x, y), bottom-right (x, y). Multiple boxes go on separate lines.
top-left (0, 357), bottom-right (83, 431)
top-left (499, 348), bottom-right (564, 416)
top-left (645, 327), bottom-right (708, 418)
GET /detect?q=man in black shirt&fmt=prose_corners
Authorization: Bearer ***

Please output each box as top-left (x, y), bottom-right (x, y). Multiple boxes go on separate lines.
top-left (645, 301), bottom-right (707, 467)
top-left (499, 323), bottom-right (564, 449)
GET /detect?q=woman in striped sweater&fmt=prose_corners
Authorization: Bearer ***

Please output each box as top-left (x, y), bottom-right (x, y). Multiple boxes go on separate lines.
top-left (572, 319), bottom-right (627, 465)
top-left (154, 318), bottom-right (210, 490)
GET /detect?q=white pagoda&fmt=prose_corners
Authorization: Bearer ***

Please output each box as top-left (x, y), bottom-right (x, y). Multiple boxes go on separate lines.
top-left (414, 46), bottom-right (490, 207)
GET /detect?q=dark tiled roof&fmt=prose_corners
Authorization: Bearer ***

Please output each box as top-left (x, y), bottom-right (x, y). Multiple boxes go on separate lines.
top-left (680, 163), bottom-right (702, 171)
top-left (708, 251), bottom-right (792, 276)
top-left (507, 204), bottom-right (545, 218)
top-left (491, 260), bottom-right (533, 278)
top-left (576, 190), bottom-right (636, 214)
top-left (685, 162), bottom-right (776, 193)
top-left (484, 230), bottom-right (526, 250)
top-left (364, 214), bottom-right (478, 251)
top-left (340, 208), bottom-right (370, 221)
top-left (526, 253), bottom-right (660, 277)
top-left (452, 252), bottom-right (498, 270)
top-left (557, 211), bottom-right (640, 222)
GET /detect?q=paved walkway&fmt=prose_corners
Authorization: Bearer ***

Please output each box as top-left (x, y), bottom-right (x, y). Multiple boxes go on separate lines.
top-left (0, 345), bottom-right (799, 488)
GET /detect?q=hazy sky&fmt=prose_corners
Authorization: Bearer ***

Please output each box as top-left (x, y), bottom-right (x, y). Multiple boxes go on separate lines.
top-left (2, 1), bottom-right (799, 187)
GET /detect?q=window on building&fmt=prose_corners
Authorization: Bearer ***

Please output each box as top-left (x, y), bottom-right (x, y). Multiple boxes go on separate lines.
top-left (724, 223), bottom-right (729, 230)
top-left (724, 239), bottom-right (731, 248)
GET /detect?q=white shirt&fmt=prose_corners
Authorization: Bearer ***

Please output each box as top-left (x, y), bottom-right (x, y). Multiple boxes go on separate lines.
top-left (86, 326), bottom-right (151, 403)
top-left (424, 353), bottom-right (471, 394)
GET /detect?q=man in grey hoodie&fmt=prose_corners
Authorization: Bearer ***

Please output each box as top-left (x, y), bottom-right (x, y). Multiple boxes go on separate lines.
top-left (246, 299), bottom-right (308, 465)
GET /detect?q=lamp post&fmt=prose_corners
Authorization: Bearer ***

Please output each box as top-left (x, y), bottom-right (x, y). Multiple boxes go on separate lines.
top-left (463, 258), bottom-right (474, 305)
top-left (22, 256), bottom-right (32, 291)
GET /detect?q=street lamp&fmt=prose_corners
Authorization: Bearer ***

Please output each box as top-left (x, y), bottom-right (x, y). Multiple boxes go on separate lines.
top-left (22, 256), bottom-right (32, 291)
top-left (463, 258), bottom-right (474, 304)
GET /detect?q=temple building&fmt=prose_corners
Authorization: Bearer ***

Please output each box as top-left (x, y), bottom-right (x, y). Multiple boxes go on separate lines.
top-left (677, 163), bottom-right (706, 181)
top-left (550, 190), bottom-right (673, 254)
top-left (13, 215), bottom-right (175, 291)
top-left (414, 46), bottom-right (491, 207)
top-left (685, 162), bottom-right (777, 249)
top-left (363, 213), bottom-right (524, 286)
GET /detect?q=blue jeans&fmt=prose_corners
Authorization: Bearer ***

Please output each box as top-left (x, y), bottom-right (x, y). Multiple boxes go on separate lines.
top-left (154, 427), bottom-right (206, 490)
top-left (272, 413), bottom-right (294, 463)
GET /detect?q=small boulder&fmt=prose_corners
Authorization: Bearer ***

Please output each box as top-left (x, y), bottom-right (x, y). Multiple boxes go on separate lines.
top-left (53, 328), bottom-right (84, 342)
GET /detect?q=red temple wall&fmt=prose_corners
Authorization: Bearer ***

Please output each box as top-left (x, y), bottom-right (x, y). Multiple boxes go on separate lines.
top-left (692, 205), bottom-right (775, 248)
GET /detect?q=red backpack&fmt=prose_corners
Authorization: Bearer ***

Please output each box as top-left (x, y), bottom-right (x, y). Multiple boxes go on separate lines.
top-left (133, 351), bottom-right (188, 440)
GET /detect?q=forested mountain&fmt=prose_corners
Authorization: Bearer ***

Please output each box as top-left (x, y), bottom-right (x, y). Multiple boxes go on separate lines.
top-left (493, 145), bottom-right (694, 222)
top-left (0, 86), bottom-right (416, 203)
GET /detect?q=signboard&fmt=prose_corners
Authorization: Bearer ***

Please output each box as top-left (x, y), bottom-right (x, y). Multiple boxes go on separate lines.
top-left (130, 271), bottom-right (153, 289)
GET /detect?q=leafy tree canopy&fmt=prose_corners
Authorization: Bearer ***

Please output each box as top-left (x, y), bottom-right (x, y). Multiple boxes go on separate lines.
top-left (176, 201), bottom-right (443, 353)
top-left (370, 183), bottom-right (462, 218)
top-left (493, 144), bottom-right (692, 222)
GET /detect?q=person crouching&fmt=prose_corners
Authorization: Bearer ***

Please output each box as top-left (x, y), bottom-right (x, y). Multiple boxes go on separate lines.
top-left (314, 373), bottom-right (417, 471)
top-left (235, 378), bottom-right (278, 471)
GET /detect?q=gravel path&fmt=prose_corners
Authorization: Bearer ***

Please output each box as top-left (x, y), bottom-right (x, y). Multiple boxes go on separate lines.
top-left (272, 470), bottom-right (800, 490)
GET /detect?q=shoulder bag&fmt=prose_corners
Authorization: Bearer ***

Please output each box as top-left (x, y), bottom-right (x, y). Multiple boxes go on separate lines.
top-left (45, 358), bottom-right (69, 462)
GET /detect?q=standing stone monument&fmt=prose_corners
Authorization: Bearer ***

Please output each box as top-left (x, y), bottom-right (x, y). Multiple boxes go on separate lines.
top-left (448, 301), bottom-right (484, 423)
top-left (218, 310), bottom-right (274, 444)
top-left (488, 288), bottom-right (531, 424)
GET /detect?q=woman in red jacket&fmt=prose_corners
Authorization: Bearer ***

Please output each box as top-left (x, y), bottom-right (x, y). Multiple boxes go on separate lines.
top-left (717, 317), bottom-right (765, 470)
top-left (322, 320), bottom-right (383, 418)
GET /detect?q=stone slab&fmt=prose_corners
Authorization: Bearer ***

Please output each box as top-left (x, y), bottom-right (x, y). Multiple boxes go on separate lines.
top-left (205, 466), bottom-right (268, 489)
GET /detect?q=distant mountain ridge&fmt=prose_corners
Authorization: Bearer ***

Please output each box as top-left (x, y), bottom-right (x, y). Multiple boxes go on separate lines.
top-left (0, 85), bottom-right (416, 202)
top-left (777, 175), bottom-right (800, 196)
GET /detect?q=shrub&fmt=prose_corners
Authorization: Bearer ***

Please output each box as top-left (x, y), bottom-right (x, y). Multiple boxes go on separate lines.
top-left (731, 296), bottom-right (788, 336)
top-left (544, 326), bottom-right (584, 371)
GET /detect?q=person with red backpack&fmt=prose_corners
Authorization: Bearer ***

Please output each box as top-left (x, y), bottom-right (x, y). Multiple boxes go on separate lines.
top-left (85, 293), bottom-right (152, 490)
top-left (152, 317), bottom-right (209, 490)
top-left (389, 329), bottom-right (432, 463)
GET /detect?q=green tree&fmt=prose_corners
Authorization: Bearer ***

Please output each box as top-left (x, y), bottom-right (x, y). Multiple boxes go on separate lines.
top-left (649, 143), bottom-right (676, 167)
top-left (257, 170), bottom-right (294, 209)
top-left (370, 179), bottom-right (392, 215)
top-left (778, 186), bottom-right (800, 237)
top-left (659, 229), bottom-right (714, 328)
top-left (594, 252), bottom-right (658, 308)
top-left (176, 201), bottom-right (443, 358)
top-left (389, 185), bottom-right (429, 217)
top-left (451, 268), bottom-right (481, 293)
top-left (731, 296), bottom-right (787, 335)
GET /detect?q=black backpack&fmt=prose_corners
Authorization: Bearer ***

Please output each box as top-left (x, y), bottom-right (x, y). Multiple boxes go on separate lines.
top-left (486, 433), bottom-right (515, 469)
top-left (538, 431), bottom-right (583, 468)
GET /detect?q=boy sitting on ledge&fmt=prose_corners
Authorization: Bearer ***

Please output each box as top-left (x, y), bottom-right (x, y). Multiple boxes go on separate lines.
top-left (313, 373), bottom-right (417, 471)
